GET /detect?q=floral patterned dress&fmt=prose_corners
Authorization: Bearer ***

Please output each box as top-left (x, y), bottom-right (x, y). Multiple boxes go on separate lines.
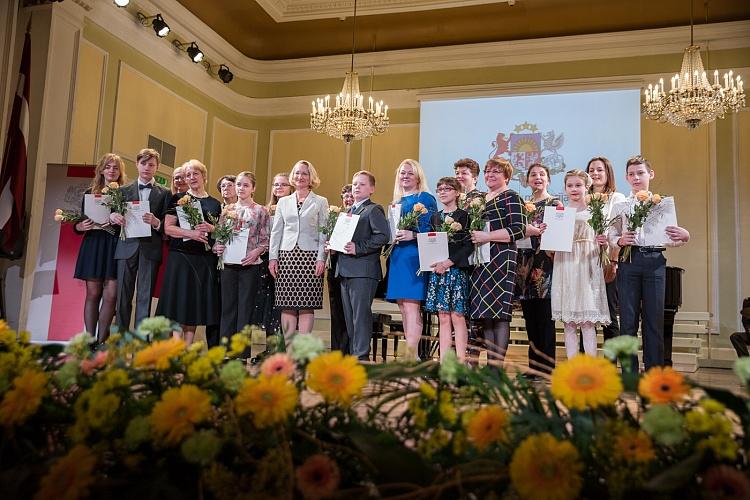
top-left (514, 196), bottom-right (562, 301)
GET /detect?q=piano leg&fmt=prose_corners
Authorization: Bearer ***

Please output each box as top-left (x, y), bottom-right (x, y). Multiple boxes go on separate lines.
top-left (663, 309), bottom-right (677, 367)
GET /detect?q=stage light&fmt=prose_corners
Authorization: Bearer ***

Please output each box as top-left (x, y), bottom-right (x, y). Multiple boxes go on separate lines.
top-left (113, 0), bottom-right (130, 7)
top-left (186, 42), bottom-right (203, 63)
top-left (218, 65), bottom-right (233, 84)
top-left (152, 14), bottom-right (170, 37)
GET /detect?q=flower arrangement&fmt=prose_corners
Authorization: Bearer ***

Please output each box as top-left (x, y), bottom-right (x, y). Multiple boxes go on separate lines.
top-left (585, 191), bottom-right (616, 266)
top-left (208, 206), bottom-right (239, 270)
top-left (101, 182), bottom-right (128, 241)
top-left (177, 194), bottom-right (209, 250)
top-left (53, 208), bottom-right (82, 224)
top-left (320, 206), bottom-right (341, 268)
top-left (466, 197), bottom-right (486, 263)
top-left (382, 202), bottom-right (428, 259)
top-left (435, 215), bottom-right (463, 239)
top-left (0, 320), bottom-right (748, 499)
top-left (620, 190), bottom-right (663, 261)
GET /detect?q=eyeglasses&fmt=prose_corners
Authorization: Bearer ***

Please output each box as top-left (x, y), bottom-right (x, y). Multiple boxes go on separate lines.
top-left (273, 183), bottom-right (290, 187)
top-left (436, 186), bottom-right (456, 193)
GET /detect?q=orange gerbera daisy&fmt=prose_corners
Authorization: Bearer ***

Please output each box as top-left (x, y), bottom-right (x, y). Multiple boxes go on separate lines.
top-left (306, 351), bottom-right (367, 406)
top-left (295, 454), bottom-right (341, 499)
top-left (34, 445), bottom-right (97, 500)
top-left (466, 405), bottom-right (509, 452)
top-left (235, 375), bottom-right (298, 428)
top-left (614, 429), bottom-right (656, 464)
top-left (510, 433), bottom-right (583, 500)
top-left (150, 385), bottom-right (212, 445)
top-left (550, 355), bottom-right (622, 411)
top-left (638, 366), bottom-right (689, 404)
top-left (134, 337), bottom-right (186, 371)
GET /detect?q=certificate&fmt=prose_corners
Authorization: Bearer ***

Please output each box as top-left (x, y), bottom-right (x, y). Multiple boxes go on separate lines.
top-left (84, 194), bottom-right (111, 225)
top-left (641, 196), bottom-right (678, 247)
top-left (328, 213), bottom-right (360, 253)
top-left (387, 204), bottom-right (401, 244)
top-left (469, 222), bottom-right (491, 265)
top-left (223, 228), bottom-right (249, 265)
top-left (540, 206), bottom-right (576, 252)
top-left (417, 232), bottom-right (449, 272)
top-left (124, 201), bottom-right (151, 239)
top-left (176, 199), bottom-right (204, 242)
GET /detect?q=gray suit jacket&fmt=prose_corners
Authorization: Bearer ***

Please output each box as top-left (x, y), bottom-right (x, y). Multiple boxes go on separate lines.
top-left (113, 182), bottom-right (171, 262)
top-left (336, 199), bottom-right (390, 280)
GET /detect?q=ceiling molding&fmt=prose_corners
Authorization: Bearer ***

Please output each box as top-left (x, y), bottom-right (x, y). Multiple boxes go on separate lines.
top-left (255, 0), bottom-right (517, 22)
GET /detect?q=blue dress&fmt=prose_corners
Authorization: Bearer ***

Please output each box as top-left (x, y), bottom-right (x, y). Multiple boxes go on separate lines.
top-left (385, 192), bottom-right (438, 301)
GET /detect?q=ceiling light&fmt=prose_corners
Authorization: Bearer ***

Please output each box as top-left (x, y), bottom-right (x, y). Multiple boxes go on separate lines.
top-left (152, 14), bottom-right (170, 37)
top-left (218, 65), bottom-right (234, 84)
top-left (186, 42), bottom-right (203, 63)
top-left (113, 0), bottom-right (130, 7)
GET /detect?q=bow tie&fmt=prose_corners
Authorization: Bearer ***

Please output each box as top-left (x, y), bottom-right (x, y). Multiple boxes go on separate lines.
top-left (138, 183), bottom-right (152, 190)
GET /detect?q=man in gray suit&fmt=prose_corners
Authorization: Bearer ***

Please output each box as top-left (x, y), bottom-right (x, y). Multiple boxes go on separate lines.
top-left (109, 148), bottom-right (171, 332)
top-left (335, 170), bottom-right (390, 360)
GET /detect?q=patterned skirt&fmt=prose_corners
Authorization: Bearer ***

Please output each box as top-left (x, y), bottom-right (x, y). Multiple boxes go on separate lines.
top-left (275, 245), bottom-right (323, 310)
top-left (470, 243), bottom-right (518, 321)
top-left (425, 268), bottom-right (469, 314)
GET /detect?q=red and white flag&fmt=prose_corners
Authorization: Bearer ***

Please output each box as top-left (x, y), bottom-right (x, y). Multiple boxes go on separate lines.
top-left (0, 28), bottom-right (30, 259)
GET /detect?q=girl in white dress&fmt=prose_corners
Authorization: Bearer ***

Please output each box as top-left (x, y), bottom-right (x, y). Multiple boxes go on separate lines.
top-left (551, 169), bottom-right (611, 358)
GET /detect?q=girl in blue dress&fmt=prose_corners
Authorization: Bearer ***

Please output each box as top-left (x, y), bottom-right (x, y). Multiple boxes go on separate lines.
top-left (385, 159), bottom-right (437, 356)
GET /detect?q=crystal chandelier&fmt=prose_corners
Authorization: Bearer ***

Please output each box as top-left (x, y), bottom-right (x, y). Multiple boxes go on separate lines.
top-left (643, 2), bottom-right (745, 129)
top-left (310, 0), bottom-right (389, 143)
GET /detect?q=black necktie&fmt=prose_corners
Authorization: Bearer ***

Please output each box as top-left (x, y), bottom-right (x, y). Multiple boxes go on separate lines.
top-left (138, 183), bottom-right (150, 190)
top-left (348, 205), bottom-right (356, 214)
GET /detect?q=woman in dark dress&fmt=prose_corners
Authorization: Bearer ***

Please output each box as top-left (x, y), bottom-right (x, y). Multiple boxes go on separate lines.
top-left (156, 160), bottom-right (221, 346)
top-left (74, 153), bottom-right (127, 342)
top-left (327, 184), bottom-right (354, 353)
top-left (469, 157), bottom-right (527, 369)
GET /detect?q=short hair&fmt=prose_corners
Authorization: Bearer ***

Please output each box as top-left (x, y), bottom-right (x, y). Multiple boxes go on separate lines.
top-left (392, 159), bottom-right (430, 202)
top-left (235, 171), bottom-right (256, 187)
top-left (216, 174), bottom-right (236, 192)
top-left (182, 159), bottom-right (208, 185)
top-left (290, 160), bottom-right (321, 189)
top-left (564, 168), bottom-right (592, 189)
top-left (436, 176), bottom-right (462, 192)
top-left (341, 184), bottom-right (353, 196)
top-left (91, 153), bottom-right (127, 194)
top-left (454, 158), bottom-right (480, 178)
top-left (526, 163), bottom-right (550, 182)
top-left (626, 155), bottom-right (652, 172)
top-left (585, 156), bottom-right (617, 194)
top-left (136, 148), bottom-right (160, 165)
top-left (484, 157), bottom-right (513, 180)
top-left (352, 170), bottom-right (376, 186)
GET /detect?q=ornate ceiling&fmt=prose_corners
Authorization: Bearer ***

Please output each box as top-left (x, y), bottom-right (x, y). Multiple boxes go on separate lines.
top-left (174, 0), bottom-right (750, 60)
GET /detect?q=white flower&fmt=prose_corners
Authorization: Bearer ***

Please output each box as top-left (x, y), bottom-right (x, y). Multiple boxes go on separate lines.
top-left (602, 335), bottom-right (640, 360)
top-left (290, 333), bottom-right (325, 362)
top-left (733, 357), bottom-right (750, 382)
top-left (137, 316), bottom-right (175, 340)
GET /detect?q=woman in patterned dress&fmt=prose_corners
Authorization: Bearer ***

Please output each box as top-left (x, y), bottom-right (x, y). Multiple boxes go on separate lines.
top-left (269, 161), bottom-right (328, 340)
top-left (514, 163), bottom-right (556, 374)
top-left (470, 157), bottom-right (526, 368)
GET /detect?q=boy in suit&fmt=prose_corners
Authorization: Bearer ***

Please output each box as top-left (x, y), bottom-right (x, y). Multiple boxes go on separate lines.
top-left (335, 171), bottom-right (390, 360)
top-left (608, 155), bottom-right (690, 371)
top-left (110, 148), bottom-right (171, 331)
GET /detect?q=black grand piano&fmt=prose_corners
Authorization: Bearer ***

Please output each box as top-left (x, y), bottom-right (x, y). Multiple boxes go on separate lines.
top-left (663, 266), bottom-right (684, 366)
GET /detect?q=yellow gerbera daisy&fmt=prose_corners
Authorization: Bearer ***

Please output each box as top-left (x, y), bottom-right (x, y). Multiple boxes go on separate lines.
top-left (638, 366), bottom-right (689, 404)
top-left (235, 375), bottom-right (298, 428)
top-left (34, 445), bottom-right (97, 500)
top-left (305, 351), bottom-right (367, 406)
top-left (550, 355), bottom-right (623, 411)
top-left (134, 338), bottom-right (186, 370)
top-left (614, 429), bottom-right (655, 464)
top-left (150, 385), bottom-right (212, 445)
top-left (510, 433), bottom-right (583, 500)
top-left (0, 369), bottom-right (48, 427)
top-left (465, 405), bottom-right (509, 451)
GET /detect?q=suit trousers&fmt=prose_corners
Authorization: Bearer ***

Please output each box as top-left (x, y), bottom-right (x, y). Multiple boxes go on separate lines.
top-left (731, 331), bottom-right (750, 358)
top-left (520, 298), bottom-right (556, 374)
top-left (327, 270), bottom-right (349, 354)
top-left (219, 265), bottom-right (261, 342)
top-left (116, 248), bottom-right (159, 331)
top-left (602, 279), bottom-right (620, 340)
top-left (617, 250), bottom-right (666, 371)
top-left (340, 277), bottom-right (378, 360)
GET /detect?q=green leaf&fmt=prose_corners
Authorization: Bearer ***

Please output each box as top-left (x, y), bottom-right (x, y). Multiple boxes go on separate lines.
top-left (347, 428), bottom-right (436, 486)
top-left (643, 451), bottom-right (705, 492)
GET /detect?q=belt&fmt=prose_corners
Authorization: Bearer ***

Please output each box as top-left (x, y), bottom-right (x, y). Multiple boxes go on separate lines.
top-left (631, 245), bottom-right (666, 253)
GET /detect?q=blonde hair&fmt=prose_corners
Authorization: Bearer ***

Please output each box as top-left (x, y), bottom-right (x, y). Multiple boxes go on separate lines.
top-left (290, 160), bottom-right (321, 190)
top-left (268, 172), bottom-right (292, 207)
top-left (183, 159), bottom-right (208, 185)
top-left (392, 159), bottom-right (430, 202)
top-left (564, 168), bottom-right (592, 189)
top-left (352, 170), bottom-right (376, 186)
top-left (236, 170), bottom-right (256, 187)
top-left (90, 153), bottom-right (127, 194)
top-left (171, 165), bottom-right (187, 194)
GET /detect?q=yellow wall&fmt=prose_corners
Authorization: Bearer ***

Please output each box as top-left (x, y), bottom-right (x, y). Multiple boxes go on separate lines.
top-left (210, 118), bottom-right (258, 197)
top-left (360, 124), bottom-right (420, 207)
top-left (738, 112), bottom-right (750, 305)
top-left (68, 41), bottom-right (106, 164)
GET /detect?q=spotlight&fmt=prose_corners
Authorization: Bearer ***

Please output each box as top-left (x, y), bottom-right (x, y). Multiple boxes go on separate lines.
top-left (152, 14), bottom-right (170, 37)
top-left (218, 64), bottom-right (234, 84)
top-left (186, 42), bottom-right (203, 63)
top-left (113, 0), bottom-right (130, 7)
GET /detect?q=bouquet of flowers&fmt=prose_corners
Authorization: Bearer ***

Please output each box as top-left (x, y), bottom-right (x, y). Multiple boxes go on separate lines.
top-left (53, 208), bottom-right (82, 224)
top-left (178, 194), bottom-right (210, 251)
top-left (101, 182), bottom-right (128, 240)
top-left (436, 215), bottom-right (463, 239)
top-left (620, 191), bottom-right (663, 261)
top-left (382, 202), bottom-right (428, 259)
top-left (209, 207), bottom-right (240, 270)
top-left (466, 197), bottom-right (486, 264)
top-left (585, 192), bottom-right (616, 267)
top-left (320, 206), bottom-right (342, 268)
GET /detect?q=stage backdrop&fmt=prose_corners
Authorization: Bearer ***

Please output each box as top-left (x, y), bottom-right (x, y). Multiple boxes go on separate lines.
top-left (419, 89), bottom-right (641, 203)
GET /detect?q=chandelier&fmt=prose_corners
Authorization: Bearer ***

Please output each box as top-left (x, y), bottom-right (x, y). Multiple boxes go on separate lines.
top-left (310, 0), bottom-right (389, 143)
top-left (643, 2), bottom-right (745, 129)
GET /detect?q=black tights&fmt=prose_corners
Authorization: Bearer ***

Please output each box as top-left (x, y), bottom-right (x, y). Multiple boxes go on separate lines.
top-left (483, 319), bottom-right (510, 368)
top-left (84, 279), bottom-right (117, 342)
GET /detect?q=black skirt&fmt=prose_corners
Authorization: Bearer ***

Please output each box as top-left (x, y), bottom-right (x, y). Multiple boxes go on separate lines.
top-left (74, 230), bottom-right (118, 281)
top-left (156, 250), bottom-right (220, 326)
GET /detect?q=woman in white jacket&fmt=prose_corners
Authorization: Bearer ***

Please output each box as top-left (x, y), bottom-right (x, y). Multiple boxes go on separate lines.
top-left (269, 160), bottom-right (329, 337)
